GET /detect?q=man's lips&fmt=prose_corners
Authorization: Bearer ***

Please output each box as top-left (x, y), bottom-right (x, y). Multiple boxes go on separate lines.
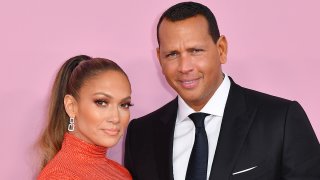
top-left (178, 78), bottom-right (200, 89)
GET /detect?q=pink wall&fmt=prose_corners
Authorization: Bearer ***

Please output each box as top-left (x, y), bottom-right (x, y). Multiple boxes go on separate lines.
top-left (0, 0), bottom-right (319, 179)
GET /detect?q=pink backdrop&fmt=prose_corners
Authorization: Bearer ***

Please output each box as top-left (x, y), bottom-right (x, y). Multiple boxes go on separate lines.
top-left (0, 0), bottom-right (319, 179)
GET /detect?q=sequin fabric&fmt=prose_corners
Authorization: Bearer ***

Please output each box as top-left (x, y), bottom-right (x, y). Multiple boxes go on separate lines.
top-left (38, 133), bottom-right (132, 180)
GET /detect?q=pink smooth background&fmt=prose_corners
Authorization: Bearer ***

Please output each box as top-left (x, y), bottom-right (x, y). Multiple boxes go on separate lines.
top-left (0, 0), bottom-right (319, 179)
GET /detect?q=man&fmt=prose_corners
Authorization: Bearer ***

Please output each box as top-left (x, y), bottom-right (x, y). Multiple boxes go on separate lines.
top-left (125, 2), bottom-right (320, 180)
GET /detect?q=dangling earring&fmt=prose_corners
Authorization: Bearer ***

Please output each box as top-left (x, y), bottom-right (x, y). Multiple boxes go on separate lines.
top-left (68, 117), bottom-right (75, 132)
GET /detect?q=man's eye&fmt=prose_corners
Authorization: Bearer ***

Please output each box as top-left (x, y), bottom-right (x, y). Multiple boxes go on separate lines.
top-left (192, 49), bottom-right (203, 54)
top-left (166, 52), bottom-right (177, 58)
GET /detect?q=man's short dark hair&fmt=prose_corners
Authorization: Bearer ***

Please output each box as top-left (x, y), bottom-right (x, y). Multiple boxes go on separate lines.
top-left (157, 1), bottom-right (221, 46)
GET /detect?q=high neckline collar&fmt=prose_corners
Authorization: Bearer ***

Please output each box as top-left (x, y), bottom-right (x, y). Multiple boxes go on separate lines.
top-left (177, 74), bottom-right (231, 124)
top-left (62, 133), bottom-right (107, 158)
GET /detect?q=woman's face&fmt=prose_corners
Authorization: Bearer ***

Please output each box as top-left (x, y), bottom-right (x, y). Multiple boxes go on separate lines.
top-left (69, 70), bottom-right (132, 148)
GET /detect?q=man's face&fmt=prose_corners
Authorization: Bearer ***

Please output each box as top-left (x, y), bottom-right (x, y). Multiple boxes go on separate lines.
top-left (157, 15), bottom-right (228, 111)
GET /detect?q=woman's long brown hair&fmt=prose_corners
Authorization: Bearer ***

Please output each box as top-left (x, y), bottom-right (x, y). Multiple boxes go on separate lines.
top-left (38, 55), bottom-right (129, 170)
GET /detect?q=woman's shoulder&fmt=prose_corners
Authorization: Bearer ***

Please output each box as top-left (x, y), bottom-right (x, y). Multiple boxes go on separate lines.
top-left (37, 166), bottom-right (78, 180)
top-left (107, 159), bottom-right (132, 179)
top-left (37, 151), bottom-right (77, 179)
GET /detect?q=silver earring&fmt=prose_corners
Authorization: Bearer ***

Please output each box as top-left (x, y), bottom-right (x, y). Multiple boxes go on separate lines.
top-left (68, 117), bottom-right (75, 132)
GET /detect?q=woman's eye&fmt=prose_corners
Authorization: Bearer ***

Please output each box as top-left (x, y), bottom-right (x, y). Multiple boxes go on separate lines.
top-left (121, 102), bottom-right (134, 109)
top-left (95, 100), bottom-right (107, 106)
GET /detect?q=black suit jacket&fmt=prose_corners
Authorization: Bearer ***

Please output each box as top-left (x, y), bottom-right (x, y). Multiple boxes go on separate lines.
top-left (124, 79), bottom-right (320, 180)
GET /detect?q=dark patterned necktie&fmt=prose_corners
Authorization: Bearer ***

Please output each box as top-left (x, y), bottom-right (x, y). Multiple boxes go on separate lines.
top-left (186, 113), bottom-right (210, 180)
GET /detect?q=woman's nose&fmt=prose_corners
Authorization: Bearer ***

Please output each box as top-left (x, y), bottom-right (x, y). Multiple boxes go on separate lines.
top-left (108, 106), bottom-right (120, 123)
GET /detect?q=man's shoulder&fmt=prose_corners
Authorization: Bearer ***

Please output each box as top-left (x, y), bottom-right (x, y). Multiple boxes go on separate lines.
top-left (235, 83), bottom-right (296, 111)
top-left (243, 86), bottom-right (290, 103)
top-left (229, 77), bottom-right (293, 105)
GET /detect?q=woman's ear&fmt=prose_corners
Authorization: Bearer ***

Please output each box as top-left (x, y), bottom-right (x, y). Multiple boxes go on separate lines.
top-left (64, 94), bottom-right (77, 118)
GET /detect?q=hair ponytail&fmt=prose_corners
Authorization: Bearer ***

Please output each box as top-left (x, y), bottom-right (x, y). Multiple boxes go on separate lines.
top-left (38, 55), bottom-right (91, 169)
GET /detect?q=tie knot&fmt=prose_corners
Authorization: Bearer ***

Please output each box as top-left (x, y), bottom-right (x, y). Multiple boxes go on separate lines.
top-left (188, 113), bottom-right (209, 128)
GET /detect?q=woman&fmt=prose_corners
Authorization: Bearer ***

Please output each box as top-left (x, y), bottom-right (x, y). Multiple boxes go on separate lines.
top-left (38, 55), bottom-right (132, 179)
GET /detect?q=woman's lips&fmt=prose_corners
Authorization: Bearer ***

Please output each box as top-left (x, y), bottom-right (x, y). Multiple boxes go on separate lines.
top-left (103, 129), bottom-right (120, 136)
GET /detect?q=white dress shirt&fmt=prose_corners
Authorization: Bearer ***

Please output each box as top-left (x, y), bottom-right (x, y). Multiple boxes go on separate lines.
top-left (173, 75), bottom-right (231, 180)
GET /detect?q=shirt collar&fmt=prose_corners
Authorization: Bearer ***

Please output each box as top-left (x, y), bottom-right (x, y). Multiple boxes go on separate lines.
top-left (176, 74), bottom-right (231, 123)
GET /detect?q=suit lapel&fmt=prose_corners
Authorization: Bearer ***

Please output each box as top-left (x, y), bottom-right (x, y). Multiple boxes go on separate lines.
top-left (153, 98), bottom-right (178, 180)
top-left (209, 79), bottom-right (257, 180)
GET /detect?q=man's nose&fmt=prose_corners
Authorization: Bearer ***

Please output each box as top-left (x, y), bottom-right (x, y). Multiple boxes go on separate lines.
top-left (178, 53), bottom-right (193, 73)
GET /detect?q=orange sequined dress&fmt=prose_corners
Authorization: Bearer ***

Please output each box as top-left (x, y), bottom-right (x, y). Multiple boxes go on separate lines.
top-left (38, 133), bottom-right (132, 180)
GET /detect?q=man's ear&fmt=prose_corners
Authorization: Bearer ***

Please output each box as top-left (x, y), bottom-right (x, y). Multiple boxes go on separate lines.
top-left (217, 35), bottom-right (228, 64)
top-left (64, 94), bottom-right (77, 118)
top-left (156, 47), bottom-right (161, 64)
